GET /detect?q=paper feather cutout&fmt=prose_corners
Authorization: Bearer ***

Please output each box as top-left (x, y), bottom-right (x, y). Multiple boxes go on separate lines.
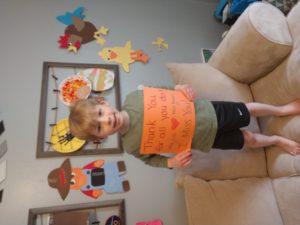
top-left (152, 37), bottom-right (169, 52)
top-left (56, 6), bottom-right (85, 26)
top-left (94, 26), bottom-right (110, 46)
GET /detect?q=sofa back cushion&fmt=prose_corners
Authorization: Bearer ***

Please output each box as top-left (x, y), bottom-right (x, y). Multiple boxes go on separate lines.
top-left (183, 175), bottom-right (284, 225)
top-left (167, 63), bottom-right (253, 102)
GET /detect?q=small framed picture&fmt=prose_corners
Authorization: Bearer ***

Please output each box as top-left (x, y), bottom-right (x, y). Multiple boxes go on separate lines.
top-left (36, 61), bottom-right (122, 158)
top-left (28, 199), bottom-right (126, 225)
top-left (201, 48), bottom-right (215, 63)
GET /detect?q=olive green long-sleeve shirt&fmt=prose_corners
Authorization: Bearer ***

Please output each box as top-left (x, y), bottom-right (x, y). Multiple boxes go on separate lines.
top-left (121, 89), bottom-right (217, 168)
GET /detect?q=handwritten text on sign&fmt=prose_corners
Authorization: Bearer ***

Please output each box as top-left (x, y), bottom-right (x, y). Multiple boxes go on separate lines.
top-left (140, 87), bottom-right (195, 154)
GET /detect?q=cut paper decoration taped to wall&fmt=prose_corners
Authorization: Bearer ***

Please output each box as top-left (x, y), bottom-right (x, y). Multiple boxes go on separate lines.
top-left (58, 75), bottom-right (91, 106)
top-left (152, 37), bottom-right (169, 52)
top-left (105, 215), bottom-right (121, 225)
top-left (94, 26), bottom-right (109, 46)
top-left (57, 7), bottom-right (109, 52)
top-left (136, 220), bottom-right (163, 225)
top-left (48, 158), bottom-right (130, 200)
top-left (99, 41), bottom-right (150, 73)
top-left (0, 160), bottom-right (7, 184)
top-left (50, 118), bottom-right (86, 153)
top-left (78, 68), bottom-right (115, 92)
top-left (57, 6), bottom-right (96, 52)
top-left (140, 87), bottom-right (195, 154)
top-left (56, 7), bottom-right (86, 26)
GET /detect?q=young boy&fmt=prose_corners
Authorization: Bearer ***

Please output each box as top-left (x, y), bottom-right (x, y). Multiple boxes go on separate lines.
top-left (69, 85), bottom-right (300, 169)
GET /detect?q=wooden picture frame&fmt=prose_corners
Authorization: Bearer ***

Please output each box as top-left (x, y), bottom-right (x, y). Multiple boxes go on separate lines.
top-left (36, 62), bottom-right (122, 158)
top-left (28, 199), bottom-right (126, 225)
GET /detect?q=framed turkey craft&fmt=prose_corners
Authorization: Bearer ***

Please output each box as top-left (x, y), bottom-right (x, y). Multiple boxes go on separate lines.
top-left (36, 61), bottom-right (122, 158)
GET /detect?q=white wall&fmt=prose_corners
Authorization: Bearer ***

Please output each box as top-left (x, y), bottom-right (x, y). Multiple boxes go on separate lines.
top-left (0, 0), bottom-right (225, 224)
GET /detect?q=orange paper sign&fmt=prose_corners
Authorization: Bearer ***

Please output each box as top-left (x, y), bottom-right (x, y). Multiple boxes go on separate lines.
top-left (140, 87), bottom-right (195, 154)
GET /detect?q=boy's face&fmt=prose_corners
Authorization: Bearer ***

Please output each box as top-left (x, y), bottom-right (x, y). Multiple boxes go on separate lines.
top-left (90, 102), bottom-right (125, 139)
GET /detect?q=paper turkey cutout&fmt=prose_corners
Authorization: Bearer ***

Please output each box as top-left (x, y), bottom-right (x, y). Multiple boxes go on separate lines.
top-left (57, 7), bottom-right (109, 52)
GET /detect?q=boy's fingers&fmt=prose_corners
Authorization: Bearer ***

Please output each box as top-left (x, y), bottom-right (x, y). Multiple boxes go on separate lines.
top-left (181, 157), bottom-right (191, 165)
top-left (175, 85), bottom-right (196, 101)
top-left (179, 157), bottom-right (192, 167)
top-left (184, 86), bottom-right (196, 100)
top-left (177, 150), bottom-right (191, 159)
top-left (172, 150), bottom-right (192, 167)
top-left (178, 153), bottom-right (192, 164)
top-left (183, 159), bottom-right (192, 166)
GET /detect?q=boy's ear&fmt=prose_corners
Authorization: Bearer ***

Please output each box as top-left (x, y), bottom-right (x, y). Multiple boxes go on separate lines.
top-left (94, 96), bottom-right (108, 105)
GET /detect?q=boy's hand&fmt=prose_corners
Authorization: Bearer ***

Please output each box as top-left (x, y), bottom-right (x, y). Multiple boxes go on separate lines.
top-left (175, 84), bottom-right (197, 102)
top-left (167, 149), bottom-right (192, 169)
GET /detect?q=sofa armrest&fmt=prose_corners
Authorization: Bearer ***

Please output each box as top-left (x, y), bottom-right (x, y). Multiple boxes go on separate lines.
top-left (287, 1), bottom-right (300, 43)
top-left (209, 2), bottom-right (292, 84)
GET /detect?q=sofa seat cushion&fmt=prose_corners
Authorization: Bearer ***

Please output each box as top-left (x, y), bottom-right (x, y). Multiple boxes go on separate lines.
top-left (250, 45), bottom-right (300, 178)
top-left (248, 3), bottom-right (300, 177)
top-left (272, 176), bottom-right (300, 225)
top-left (183, 175), bottom-right (284, 225)
top-left (264, 118), bottom-right (300, 178)
top-left (266, 138), bottom-right (300, 179)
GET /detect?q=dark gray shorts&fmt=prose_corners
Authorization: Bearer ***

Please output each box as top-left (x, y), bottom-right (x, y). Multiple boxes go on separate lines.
top-left (212, 101), bottom-right (250, 149)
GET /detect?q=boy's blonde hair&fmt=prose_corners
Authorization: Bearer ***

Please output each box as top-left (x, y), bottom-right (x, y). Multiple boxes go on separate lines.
top-left (69, 98), bottom-right (100, 141)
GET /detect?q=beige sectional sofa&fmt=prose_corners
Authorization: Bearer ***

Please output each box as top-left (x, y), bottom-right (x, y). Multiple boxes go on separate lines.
top-left (167, 2), bottom-right (300, 225)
